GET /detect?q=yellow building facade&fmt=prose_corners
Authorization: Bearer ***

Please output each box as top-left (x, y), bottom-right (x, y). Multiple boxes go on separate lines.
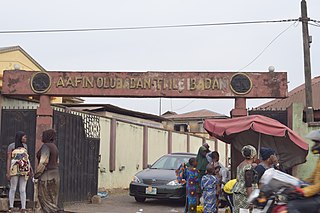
top-left (0, 46), bottom-right (82, 103)
top-left (0, 46), bottom-right (45, 87)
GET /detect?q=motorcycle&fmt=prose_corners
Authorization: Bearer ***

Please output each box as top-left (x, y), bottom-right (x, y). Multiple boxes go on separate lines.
top-left (248, 186), bottom-right (288, 213)
top-left (248, 168), bottom-right (305, 213)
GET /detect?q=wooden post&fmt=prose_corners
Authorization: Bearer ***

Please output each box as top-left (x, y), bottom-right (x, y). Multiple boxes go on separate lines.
top-left (301, 0), bottom-right (314, 122)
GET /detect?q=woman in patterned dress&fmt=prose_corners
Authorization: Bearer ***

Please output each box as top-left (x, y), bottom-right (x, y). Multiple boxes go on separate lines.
top-left (201, 164), bottom-right (219, 213)
top-left (232, 145), bottom-right (257, 213)
top-left (184, 157), bottom-right (200, 213)
top-left (6, 131), bottom-right (32, 213)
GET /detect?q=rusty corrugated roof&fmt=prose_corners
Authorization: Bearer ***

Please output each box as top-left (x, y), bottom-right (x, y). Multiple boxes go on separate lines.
top-left (164, 109), bottom-right (228, 120)
top-left (257, 76), bottom-right (320, 110)
top-left (58, 103), bottom-right (168, 122)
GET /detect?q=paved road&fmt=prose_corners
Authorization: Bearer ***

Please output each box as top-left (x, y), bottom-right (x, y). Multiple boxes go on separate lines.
top-left (65, 189), bottom-right (185, 213)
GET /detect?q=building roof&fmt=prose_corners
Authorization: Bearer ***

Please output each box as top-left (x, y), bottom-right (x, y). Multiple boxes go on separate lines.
top-left (164, 109), bottom-right (228, 120)
top-left (162, 111), bottom-right (178, 117)
top-left (0, 46), bottom-right (46, 71)
top-left (257, 75), bottom-right (320, 110)
top-left (59, 103), bottom-right (168, 122)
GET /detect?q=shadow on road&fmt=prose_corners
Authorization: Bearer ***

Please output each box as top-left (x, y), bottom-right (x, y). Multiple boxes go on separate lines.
top-left (131, 198), bottom-right (185, 207)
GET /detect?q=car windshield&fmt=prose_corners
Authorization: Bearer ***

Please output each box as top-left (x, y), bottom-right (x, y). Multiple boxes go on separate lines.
top-left (151, 155), bottom-right (192, 170)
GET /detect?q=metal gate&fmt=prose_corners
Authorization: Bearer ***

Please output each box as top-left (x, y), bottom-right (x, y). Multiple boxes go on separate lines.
top-left (0, 108), bottom-right (37, 200)
top-left (53, 109), bottom-right (100, 204)
top-left (0, 107), bottom-right (100, 204)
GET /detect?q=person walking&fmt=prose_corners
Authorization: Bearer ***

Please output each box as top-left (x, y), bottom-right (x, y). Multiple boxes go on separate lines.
top-left (6, 131), bottom-right (32, 213)
top-left (232, 145), bottom-right (258, 213)
top-left (201, 164), bottom-right (219, 213)
top-left (35, 129), bottom-right (61, 213)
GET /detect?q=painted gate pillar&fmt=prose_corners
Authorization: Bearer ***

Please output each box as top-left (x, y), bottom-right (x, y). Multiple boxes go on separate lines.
top-left (230, 97), bottom-right (247, 178)
top-left (35, 95), bottom-right (53, 155)
top-left (230, 97), bottom-right (247, 117)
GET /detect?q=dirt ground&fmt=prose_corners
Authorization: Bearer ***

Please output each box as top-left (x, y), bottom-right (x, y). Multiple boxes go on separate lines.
top-left (64, 189), bottom-right (228, 213)
top-left (64, 189), bottom-right (185, 213)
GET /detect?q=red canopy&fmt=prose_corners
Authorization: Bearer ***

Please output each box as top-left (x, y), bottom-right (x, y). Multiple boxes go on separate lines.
top-left (204, 115), bottom-right (308, 150)
top-left (204, 115), bottom-right (309, 169)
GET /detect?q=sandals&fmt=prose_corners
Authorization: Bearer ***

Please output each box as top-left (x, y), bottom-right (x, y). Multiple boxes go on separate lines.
top-left (8, 207), bottom-right (28, 213)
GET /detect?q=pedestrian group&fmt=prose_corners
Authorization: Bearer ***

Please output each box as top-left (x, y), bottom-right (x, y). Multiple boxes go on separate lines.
top-left (6, 129), bottom-right (61, 213)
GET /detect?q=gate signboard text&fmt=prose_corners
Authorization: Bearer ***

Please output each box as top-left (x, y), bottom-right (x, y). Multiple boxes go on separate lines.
top-left (2, 70), bottom-right (287, 98)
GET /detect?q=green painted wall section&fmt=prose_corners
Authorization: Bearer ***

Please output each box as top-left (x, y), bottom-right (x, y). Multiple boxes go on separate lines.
top-left (292, 103), bottom-right (320, 179)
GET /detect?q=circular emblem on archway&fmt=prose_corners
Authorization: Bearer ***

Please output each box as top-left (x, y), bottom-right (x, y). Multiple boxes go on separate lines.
top-left (230, 73), bottom-right (253, 95)
top-left (30, 72), bottom-right (51, 94)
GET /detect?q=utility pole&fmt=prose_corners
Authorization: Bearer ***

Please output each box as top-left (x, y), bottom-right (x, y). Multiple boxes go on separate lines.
top-left (301, 0), bottom-right (314, 122)
top-left (159, 97), bottom-right (162, 116)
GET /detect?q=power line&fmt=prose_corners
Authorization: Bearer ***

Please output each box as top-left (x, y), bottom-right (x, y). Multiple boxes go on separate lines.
top-left (309, 22), bottom-right (320, 27)
top-left (310, 19), bottom-right (320, 23)
top-left (238, 21), bottom-right (297, 71)
top-left (174, 100), bottom-right (196, 111)
top-left (0, 19), bottom-right (299, 34)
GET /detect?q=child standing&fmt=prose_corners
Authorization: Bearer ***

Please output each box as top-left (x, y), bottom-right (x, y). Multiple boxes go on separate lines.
top-left (201, 164), bottom-right (219, 213)
top-left (184, 157), bottom-right (200, 213)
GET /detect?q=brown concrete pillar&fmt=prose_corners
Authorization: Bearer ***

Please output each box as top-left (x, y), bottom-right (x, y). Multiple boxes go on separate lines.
top-left (202, 137), bottom-right (206, 145)
top-left (0, 95), bottom-right (3, 133)
top-left (143, 126), bottom-right (148, 169)
top-left (35, 95), bottom-right (53, 156)
top-left (214, 139), bottom-right (218, 151)
top-left (168, 131), bottom-right (172, 154)
top-left (187, 134), bottom-right (190, 152)
top-left (109, 118), bottom-right (116, 172)
top-left (225, 143), bottom-right (229, 167)
top-left (230, 97), bottom-right (247, 177)
top-left (230, 97), bottom-right (247, 117)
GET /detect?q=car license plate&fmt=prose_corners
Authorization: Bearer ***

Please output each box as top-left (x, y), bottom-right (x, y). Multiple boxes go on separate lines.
top-left (145, 186), bottom-right (157, 195)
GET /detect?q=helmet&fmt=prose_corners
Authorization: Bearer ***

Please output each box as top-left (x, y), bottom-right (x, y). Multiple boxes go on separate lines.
top-left (306, 130), bottom-right (320, 154)
top-left (306, 130), bottom-right (320, 141)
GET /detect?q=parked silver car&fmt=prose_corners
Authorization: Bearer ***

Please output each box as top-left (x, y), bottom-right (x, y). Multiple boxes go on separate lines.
top-left (129, 152), bottom-right (196, 202)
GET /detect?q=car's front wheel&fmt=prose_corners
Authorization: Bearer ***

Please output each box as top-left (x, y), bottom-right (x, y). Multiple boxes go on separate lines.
top-left (134, 196), bottom-right (146, 203)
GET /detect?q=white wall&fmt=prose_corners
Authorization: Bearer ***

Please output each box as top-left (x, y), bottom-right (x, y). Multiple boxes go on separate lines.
top-left (97, 117), bottom-right (111, 190)
top-left (189, 136), bottom-right (203, 154)
top-left (171, 132), bottom-right (187, 153)
top-left (148, 128), bottom-right (168, 164)
top-left (97, 119), bottom-right (228, 190)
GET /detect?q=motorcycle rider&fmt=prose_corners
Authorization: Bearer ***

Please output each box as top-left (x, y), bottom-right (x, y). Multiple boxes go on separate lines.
top-left (287, 129), bottom-right (320, 213)
top-left (255, 147), bottom-right (279, 182)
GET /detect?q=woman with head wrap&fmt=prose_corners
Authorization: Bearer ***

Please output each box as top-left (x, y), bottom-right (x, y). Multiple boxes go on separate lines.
top-left (35, 129), bottom-right (61, 213)
top-left (232, 145), bottom-right (258, 213)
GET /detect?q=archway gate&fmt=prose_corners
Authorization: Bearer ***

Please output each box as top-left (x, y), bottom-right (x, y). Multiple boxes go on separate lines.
top-left (1, 70), bottom-right (287, 200)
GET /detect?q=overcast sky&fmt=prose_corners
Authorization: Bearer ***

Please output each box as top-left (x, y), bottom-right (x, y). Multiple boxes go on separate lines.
top-left (1, 0), bottom-right (319, 116)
